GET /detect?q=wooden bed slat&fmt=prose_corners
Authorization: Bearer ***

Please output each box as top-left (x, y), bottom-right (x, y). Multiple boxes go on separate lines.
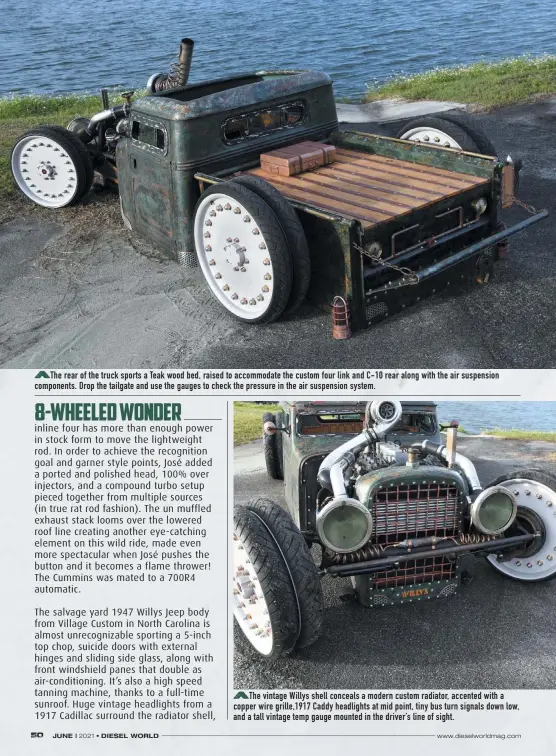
top-left (334, 151), bottom-right (478, 191)
top-left (247, 147), bottom-right (490, 228)
top-left (334, 148), bottom-right (486, 186)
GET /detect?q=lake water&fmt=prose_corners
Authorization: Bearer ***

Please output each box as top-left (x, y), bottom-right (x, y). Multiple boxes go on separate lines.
top-left (2, 0), bottom-right (556, 98)
top-left (437, 403), bottom-right (556, 434)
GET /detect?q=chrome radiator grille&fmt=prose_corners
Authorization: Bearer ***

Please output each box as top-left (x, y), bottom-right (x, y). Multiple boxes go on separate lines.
top-left (372, 480), bottom-right (460, 546)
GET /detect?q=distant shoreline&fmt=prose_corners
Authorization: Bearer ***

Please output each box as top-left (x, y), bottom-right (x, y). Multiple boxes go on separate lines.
top-left (364, 55), bottom-right (556, 109)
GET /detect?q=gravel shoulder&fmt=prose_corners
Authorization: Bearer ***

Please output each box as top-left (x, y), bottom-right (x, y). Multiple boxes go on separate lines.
top-left (233, 436), bottom-right (556, 690)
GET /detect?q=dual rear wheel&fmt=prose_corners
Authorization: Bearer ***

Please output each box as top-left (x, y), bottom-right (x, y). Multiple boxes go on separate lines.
top-left (193, 177), bottom-right (310, 324)
top-left (11, 126), bottom-right (94, 208)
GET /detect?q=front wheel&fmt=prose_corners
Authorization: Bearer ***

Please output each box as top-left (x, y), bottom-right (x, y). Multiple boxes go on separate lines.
top-left (233, 499), bottom-right (324, 658)
top-left (11, 125), bottom-right (93, 208)
top-left (485, 469), bottom-right (556, 582)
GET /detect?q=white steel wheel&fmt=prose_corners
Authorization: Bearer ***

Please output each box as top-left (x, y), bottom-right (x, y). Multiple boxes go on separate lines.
top-left (486, 476), bottom-right (556, 582)
top-left (233, 533), bottom-right (274, 656)
top-left (194, 182), bottom-right (292, 324)
top-left (399, 127), bottom-right (462, 149)
top-left (397, 116), bottom-right (481, 152)
top-left (232, 503), bottom-right (299, 659)
top-left (11, 126), bottom-right (93, 208)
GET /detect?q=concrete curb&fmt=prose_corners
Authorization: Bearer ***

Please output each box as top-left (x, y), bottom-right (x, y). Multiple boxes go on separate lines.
top-left (336, 99), bottom-right (466, 124)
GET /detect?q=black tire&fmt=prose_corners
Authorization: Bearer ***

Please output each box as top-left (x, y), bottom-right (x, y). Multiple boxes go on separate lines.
top-left (430, 113), bottom-right (497, 157)
top-left (484, 469), bottom-right (556, 583)
top-left (396, 116), bottom-right (482, 153)
top-left (245, 498), bottom-right (324, 650)
top-left (11, 125), bottom-right (93, 207)
top-left (193, 182), bottom-right (292, 324)
top-left (275, 409), bottom-right (285, 477)
top-left (231, 174), bottom-right (311, 315)
top-left (233, 504), bottom-right (299, 658)
top-left (263, 412), bottom-right (283, 480)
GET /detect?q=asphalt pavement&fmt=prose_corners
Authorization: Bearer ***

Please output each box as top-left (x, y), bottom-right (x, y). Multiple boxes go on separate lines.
top-left (2, 100), bottom-right (556, 368)
top-left (233, 435), bottom-right (556, 689)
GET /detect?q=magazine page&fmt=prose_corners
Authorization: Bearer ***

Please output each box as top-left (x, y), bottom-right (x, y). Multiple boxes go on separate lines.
top-left (2, 6), bottom-right (556, 755)
top-left (1, 370), bottom-right (555, 756)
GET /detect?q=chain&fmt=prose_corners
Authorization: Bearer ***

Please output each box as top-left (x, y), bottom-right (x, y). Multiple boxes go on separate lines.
top-left (354, 243), bottom-right (419, 285)
top-left (512, 197), bottom-right (541, 215)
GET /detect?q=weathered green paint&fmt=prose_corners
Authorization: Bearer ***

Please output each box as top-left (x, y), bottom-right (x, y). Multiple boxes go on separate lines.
top-left (276, 400), bottom-right (441, 527)
top-left (118, 70), bottom-right (338, 263)
top-left (331, 130), bottom-right (500, 179)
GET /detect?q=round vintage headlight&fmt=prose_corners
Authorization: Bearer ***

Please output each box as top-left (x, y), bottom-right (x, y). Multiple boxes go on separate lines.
top-left (472, 197), bottom-right (488, 215)
top-left (470, 486), bottom-right (517, 534)
top-left (317, 497), bottom-right (373, 553)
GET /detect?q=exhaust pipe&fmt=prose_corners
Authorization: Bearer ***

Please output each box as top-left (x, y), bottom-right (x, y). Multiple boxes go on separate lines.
top-left (147, 38), bottom-right (195, 93)
top-left (317, 400), bottom-right (403, 497)
top-left (411, 439), bottom-right (482, 493)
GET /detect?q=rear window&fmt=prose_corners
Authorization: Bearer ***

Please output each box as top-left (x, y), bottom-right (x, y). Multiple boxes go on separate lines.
top-left (297, 413), bottom-right (364, 436)
top-left (222, 102), bottom-right (306, 144)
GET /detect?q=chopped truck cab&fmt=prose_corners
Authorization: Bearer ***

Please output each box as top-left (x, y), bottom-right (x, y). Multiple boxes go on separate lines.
top-left (11, 38), bottom-right (547, 328)
top-left (233, 401), bottom-right (556, 658)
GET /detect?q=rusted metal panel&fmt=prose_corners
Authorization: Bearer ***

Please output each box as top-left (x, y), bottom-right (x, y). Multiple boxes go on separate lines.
top-left (501, 163), bottom-right (515, 208)
top-left (331, 130), bottom-right (499, 179)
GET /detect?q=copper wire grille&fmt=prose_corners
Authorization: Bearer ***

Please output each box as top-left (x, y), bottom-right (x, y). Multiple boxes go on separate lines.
top-left (373, 555), bottom-right (457, 589)
top-left (372, 481), bottom-right (460, 546)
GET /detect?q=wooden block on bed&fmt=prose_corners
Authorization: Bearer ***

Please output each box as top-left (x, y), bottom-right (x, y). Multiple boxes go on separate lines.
top-left (260, 141), bottom-right (337, 176)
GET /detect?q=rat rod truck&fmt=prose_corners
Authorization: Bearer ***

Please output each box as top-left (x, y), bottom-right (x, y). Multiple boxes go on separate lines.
top-left (233, 400), bottom-right (556, 658)
top-left (11, 38), bottom-right (547, 328)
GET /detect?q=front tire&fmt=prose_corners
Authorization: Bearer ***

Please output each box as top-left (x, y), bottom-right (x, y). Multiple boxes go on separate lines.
top-left (11, 125), bottom-right (93, 208)
top-left (233, 503), bottom-right (300, 658)
top-left (263, 412), bottom-right (283, 480)
top-left (237, 499), bottom-right (324, 652)
top-left (485, 469), bottom-right (556, 582)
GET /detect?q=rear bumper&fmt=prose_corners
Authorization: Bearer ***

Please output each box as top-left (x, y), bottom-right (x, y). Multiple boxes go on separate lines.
top-left (363, 211), bottom-right (547, 327)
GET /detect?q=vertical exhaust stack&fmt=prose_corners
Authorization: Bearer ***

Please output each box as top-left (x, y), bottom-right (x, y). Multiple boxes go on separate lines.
top-left (147, 38), bottom-right (195, 93)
